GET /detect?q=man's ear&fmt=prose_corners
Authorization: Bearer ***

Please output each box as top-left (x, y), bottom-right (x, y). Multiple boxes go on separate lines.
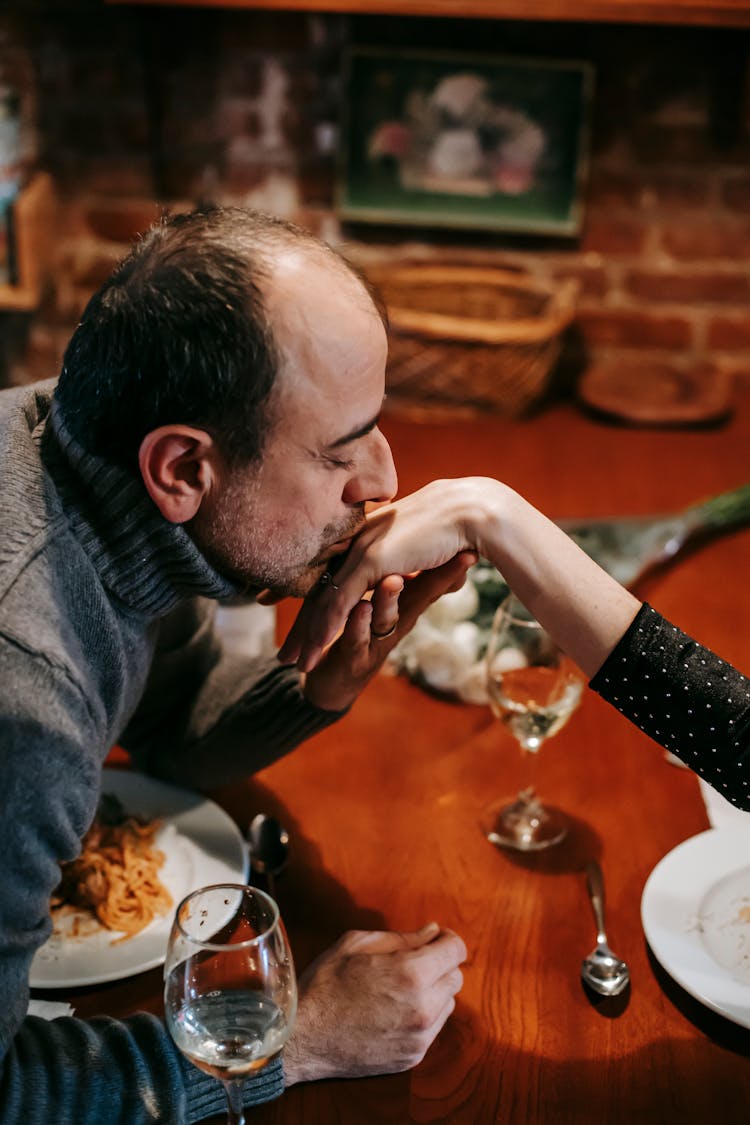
top-left (138, 425), bottom-right (219, 524)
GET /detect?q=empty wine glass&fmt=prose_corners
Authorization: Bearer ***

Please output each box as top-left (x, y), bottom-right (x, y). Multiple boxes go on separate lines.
top-left (164, 884), bottom-right (297, 1125)
top-left (481, 593), bottom-right (584, 851)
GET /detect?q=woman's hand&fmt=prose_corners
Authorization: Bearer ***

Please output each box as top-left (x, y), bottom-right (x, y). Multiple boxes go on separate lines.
top-left (279, 473), bottom-right (641, 679)
top-left (280, 479), bottom-right (496, 671)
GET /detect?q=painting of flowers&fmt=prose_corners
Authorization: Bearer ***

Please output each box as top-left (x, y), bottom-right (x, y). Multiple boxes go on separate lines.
top-left (338, 48), bottom-right (593, 236)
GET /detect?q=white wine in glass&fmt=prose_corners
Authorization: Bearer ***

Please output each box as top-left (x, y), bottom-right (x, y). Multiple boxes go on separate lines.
top-left (482, 594), bottom-right (584, 851)
top-left (164, 884), bottom-right (297, 1125)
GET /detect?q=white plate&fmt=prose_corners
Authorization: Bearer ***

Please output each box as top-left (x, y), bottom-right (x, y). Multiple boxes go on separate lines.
top-left (30, 769), bottom-right (248, 989)
top-left (641, 827), bottom-right (750, 1029)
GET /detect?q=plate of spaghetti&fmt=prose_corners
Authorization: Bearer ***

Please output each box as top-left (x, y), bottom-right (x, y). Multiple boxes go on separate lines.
top-left (30, 769), bottom-right (248, 988)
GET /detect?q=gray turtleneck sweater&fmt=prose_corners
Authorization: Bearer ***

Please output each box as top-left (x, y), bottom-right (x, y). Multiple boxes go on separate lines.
top-left (0, 381), bottom-right (342, 1124)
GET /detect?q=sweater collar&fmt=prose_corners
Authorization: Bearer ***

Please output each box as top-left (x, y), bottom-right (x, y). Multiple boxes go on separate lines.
top-left (43, 398), bottom-right (238, 617)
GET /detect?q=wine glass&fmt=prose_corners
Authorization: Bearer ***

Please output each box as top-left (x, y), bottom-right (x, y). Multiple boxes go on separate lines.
top-left (164, 884), bottom-right (297, 1125)
top-left (481, 593), bottom-right (584, 851)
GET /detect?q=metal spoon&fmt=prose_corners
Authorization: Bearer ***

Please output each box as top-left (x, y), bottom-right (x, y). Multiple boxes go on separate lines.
top-left (580, 860), bottom-right (630, 997)
top-left (247, 814), bottom-right (289, 900)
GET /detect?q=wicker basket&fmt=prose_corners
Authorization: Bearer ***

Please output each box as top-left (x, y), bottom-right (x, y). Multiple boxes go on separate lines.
top-left (366, 263), bottom-right (578, 415)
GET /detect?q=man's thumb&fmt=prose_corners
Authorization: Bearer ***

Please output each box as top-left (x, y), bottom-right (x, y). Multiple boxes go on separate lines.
top-left (393, 921), bottom-right (441, 950)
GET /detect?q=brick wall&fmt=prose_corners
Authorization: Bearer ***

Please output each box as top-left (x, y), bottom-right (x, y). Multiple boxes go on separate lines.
top-left (2, 3), bottom-right (750, 411)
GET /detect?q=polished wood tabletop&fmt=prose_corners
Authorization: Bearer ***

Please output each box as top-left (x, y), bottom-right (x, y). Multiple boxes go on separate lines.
top-left (44, 388), bottom-right (750, 1123)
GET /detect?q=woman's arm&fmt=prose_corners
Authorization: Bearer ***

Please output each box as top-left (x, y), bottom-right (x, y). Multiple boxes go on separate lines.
top-left (278, 476), bottom-right (750, 810)
top-left (280, 477), bottom-right (641, 678)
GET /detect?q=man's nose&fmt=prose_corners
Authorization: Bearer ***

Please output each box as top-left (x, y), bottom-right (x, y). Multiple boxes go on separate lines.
top-left (343, 429), bottom-right (398, 505)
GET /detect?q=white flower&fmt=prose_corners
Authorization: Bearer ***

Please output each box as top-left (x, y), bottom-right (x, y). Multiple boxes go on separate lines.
top-left (428, 128), bottom-right (484, 179)
top-left (388, 567), bottom-right (517, 704)
top-left (456, 660), bottom-right (490, 705)
top-left (431, 73), bottom-right (489, 119)
top-left (411, 625), bottom-right (468, 693)
top-left (425, 581), bottom-right (479, 627)
top-left (488, 646), bottom-right (528, 675)
top-left (450, 621), bottom-right (482, 662)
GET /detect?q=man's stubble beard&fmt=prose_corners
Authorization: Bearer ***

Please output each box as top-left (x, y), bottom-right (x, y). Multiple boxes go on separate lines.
top-left (189, 470), bottom-right (365, 599)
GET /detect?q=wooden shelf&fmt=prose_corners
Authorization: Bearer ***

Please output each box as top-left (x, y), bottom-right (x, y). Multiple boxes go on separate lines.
top-left (108, 0), bottom-right (750, 29)
top-left (0, 173), bottom-right (57, 313)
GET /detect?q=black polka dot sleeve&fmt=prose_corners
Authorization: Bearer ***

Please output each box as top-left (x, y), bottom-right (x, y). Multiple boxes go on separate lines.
top-left (590, 602), bottom-right (750, 810)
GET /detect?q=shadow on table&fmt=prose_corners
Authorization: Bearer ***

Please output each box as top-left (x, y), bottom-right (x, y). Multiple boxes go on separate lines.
top-left (578, 976), bottom-right (631, 1017)
top-left (483, 810), bottom-right (603, 876)
top-left (645, 943), bottom-right (750, 1057)
top-left (483, 812), bottom-right (635, 1017)
top-left (247, 998), bottom-right (750, 1125)
top-left (210, 775), bottom-right (388, 970)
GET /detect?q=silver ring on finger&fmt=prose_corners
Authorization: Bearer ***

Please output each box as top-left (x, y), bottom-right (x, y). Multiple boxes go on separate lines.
top-left (371, 621), bottom-right (398, 640)
top-left (319, 570), bottom-right (340, 591)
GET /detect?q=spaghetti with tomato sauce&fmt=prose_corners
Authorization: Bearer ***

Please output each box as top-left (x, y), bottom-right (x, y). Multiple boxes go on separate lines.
top-left (51, 794), bottom-right (173, 943)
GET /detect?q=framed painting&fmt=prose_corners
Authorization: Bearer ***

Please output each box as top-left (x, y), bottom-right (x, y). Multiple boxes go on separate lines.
top-left (338, 47), bottom-right (594, 236)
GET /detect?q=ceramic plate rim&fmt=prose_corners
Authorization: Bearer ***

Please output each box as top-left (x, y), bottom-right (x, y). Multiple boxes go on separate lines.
top-left (30, 769), bottom-right (248, 989)
top-left (641, 826), bottom-right (750, 1029)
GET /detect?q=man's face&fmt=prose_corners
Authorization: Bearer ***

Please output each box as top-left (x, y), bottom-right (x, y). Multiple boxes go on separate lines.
top-left (191, 249), bottom-right (397, 597)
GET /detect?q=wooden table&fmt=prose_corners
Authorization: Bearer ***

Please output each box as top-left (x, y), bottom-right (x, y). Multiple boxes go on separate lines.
top-left (51, 389), bottom-right (750, 1123)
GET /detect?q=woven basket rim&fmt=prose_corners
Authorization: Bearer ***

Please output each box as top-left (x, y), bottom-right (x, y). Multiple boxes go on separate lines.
top-left (367, 263), bottom-right (556, 294)
top-left (389, 288), bottom-right (577, 346)
top-left (365, 263), bottom-right (578, 344)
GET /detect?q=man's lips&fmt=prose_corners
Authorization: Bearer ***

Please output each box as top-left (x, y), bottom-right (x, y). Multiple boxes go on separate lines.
top-left (322, 517), bottom-right (366, 563)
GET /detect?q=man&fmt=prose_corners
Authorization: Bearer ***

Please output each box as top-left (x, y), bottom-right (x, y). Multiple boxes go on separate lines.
top-left (0, 207), bottom-right (469, 1123)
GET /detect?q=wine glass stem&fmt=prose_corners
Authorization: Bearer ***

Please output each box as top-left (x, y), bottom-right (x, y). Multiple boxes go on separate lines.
top-left (224, 1079), bottom-right (246, 1125)
top-left (519, 741), bottom-right (540, 800)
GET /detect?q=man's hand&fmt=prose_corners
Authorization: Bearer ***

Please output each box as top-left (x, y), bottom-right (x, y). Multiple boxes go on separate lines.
top-left (279, 478), bottom-right (499, 671)
top-left (301, 552), bottom-right (477, 712)
top-left (282, 923), bottom-right (467, 1085)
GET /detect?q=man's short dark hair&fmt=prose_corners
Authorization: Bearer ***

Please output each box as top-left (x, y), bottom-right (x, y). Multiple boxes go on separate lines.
top-left (54, 205), bottom-right (377, 468)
